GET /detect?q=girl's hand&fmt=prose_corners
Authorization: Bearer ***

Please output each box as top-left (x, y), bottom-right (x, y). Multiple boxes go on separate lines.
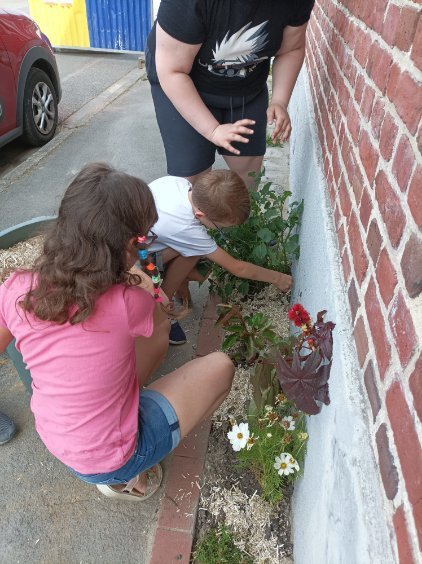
top-left (130, 265), bottom-right (170, 305)
top-left (275, 272), bottom-right (292, 293)
top-left (267, 103), bottom-right (291, 143)
top-left (209, 119), bottom-right (255, 155)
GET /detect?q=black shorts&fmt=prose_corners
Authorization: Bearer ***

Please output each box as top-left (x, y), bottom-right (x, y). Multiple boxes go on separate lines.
top-left (150, 84), bottom-right (268, 177)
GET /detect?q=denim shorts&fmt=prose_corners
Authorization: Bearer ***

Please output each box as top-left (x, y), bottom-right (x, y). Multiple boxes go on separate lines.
top-left (69, 389), bottom-right (181, 485)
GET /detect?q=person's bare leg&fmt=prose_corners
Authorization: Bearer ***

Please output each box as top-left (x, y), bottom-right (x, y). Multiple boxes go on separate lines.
top-left (223, 155), bottom-right (264, 189)
top-left (147, 352), bottom-right (234, 438)
top-left (161, 255), bottom-right (200, 301)
top-left (185, 167), bottom-right (212, 186)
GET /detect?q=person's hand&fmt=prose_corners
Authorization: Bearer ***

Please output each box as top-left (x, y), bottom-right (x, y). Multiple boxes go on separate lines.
top-left (209, 119), bottom-right (255, 155)
top-left (267, 103), bottom-right (291, 143)
top-left (130, 265), bottom-right (170, 305)
top-left (274, 272), bottom-right (292, 293)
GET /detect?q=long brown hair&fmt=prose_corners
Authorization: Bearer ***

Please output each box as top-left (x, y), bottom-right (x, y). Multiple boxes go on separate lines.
top-left (20, 163), bottom-right (158, 324)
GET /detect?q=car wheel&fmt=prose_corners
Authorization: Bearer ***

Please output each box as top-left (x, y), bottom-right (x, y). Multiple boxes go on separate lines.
top-left (22, 67), bottom-right (58, 146)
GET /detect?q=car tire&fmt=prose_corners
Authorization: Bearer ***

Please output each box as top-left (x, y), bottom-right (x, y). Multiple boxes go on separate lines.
top-left (22, 67), bottom-right (58, 147)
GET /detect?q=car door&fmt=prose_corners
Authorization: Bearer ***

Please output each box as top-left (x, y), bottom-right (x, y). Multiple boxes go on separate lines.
top-left (0, 15), bottom-right (18, 138)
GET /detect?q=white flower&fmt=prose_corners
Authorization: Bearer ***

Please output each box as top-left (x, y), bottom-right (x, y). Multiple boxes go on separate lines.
top-left (264, 405), bottom-right (273, 412)
top-left (227, 422), bottom-right (250, 451)
top-left (266, 433), bottom-right (272, 438)
top-left (274, 453), bottom-right (300, 476)
top-left (282, 416), bottom-right (296, 431)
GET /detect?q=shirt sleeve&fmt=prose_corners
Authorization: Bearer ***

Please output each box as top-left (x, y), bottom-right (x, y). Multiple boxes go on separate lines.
top-left (0, 281), bottom-right (8, 329)
top-left (157, 0), bottom-right (207, 44)
top-left (169, 223), bottom-right (218, 257)
top-left (123, 286), bottom-right (156, 338)
top-left (287, 0), bottom-right (315, 27)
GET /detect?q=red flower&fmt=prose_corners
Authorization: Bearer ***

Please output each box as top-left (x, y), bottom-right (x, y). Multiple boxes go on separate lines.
top-left (288, 303), bottom-right (311, 328)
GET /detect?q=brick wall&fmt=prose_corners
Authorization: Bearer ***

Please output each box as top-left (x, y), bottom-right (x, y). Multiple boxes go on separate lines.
top-left (304, 1), bottom-right (421, 562)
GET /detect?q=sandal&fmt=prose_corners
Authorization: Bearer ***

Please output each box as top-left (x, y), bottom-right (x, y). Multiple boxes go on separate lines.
top-left (96, 463), bottom-right (163, 501)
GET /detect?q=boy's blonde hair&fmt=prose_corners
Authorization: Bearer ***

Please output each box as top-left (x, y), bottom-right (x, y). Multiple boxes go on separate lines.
top-left (191, 170), bottom-right (251, 225)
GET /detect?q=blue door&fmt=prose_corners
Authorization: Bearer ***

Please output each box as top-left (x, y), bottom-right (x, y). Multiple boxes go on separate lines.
top-left (85, 0), bottom-right (151, 51)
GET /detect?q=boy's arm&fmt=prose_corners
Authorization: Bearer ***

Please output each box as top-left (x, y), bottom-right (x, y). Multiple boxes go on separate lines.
top-left (0, 327), bottom-right (13, 353)
top-left (207, 247), bottom-right (292, 292)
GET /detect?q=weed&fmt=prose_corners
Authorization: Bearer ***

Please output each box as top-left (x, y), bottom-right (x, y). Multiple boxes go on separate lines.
top-left (193, 525), bottom-right (253, 564)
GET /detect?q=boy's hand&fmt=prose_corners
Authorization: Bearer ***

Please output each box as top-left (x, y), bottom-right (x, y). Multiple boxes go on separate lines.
top-left (267, 103), bottom-right (291, 143)
top-left (275, 272), bottom-right (292, 292)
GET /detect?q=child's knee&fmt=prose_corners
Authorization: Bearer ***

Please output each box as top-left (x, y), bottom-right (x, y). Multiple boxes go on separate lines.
top-left (211, 352), bottom-right (235, 383)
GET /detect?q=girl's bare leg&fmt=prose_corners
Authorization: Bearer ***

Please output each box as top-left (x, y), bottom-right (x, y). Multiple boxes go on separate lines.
top-left (135, 306), bottom-right (170, 388)
top-left (147, 352), bottom-right (234, 438)
top-left (223, 155), bottom-right (264, 189)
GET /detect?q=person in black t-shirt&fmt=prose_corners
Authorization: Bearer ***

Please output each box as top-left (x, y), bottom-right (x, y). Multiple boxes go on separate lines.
top-left (146, 0), bottom-right (315, 187)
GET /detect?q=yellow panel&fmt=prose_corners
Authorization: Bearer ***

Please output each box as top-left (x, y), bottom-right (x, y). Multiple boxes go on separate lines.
top-left (28, 0), bottom-right (90, 48)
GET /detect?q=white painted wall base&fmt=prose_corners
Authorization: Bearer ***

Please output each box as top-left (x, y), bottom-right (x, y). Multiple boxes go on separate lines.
top-left (289, 68), bottom-right (395, 564)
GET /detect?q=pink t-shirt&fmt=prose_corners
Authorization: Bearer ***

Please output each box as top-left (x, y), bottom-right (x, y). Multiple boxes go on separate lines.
top-left (0, 272), bottom-right (155, 474)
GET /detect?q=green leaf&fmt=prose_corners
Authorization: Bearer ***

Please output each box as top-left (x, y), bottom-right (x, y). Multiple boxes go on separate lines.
top-left (252, 243), bottom-right (267, 261)
top-left (257, 227), bottom-right (274, 243)
top-left (222, 333), bottom-right (239, 350)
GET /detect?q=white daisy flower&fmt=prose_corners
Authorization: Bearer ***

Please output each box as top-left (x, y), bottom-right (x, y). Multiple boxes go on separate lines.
top-left (274, 453), bottom-right (300, 476)
top-left (266, 433), bottom-right (272, 438)
top-left (281, 415), bottom-right (296, 431)
top-left (227, 422), bottom-right (250, 451)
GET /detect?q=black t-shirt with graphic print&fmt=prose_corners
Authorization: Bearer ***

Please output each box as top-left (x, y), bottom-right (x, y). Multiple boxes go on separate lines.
top-left (146, 0), bottom-right (314, 97)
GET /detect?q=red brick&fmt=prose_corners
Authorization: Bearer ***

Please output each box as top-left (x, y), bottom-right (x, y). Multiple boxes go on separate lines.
top-left (365, 278), bottom-right (391, 378)
top-left (382, 3), bottom-right (401, 47)
top-left (392, 72), bottom-right (422, 135)
top-left (348, 278), bottom-right (360, 323)
top-left (393, 506), bottom-right (414, 564)
top-left (376, 248), bottom-right (398, 307)
top-left (386, 63), bottom-right (400, 102)
top-left (202, 293), bottom-right (222, 320)
top-left (360, 85), bottom-right (375, 122)
top-left (414, 498), bottom-right (422, 552)
top-left (392, 135), bottom-right (416, 192)
top-left (354, 315), bottom-right (369, 367)
top-left (342, 248), bottom-right (351, 282)
top-left (196, 318), bottom-right (225, 357)
top-left (364, 360), bottom-right (381, 421)
top-left (379, 112), bottom-right (399, 162)
top-left (150, 529), bottom-right (193, 564)
top-left (395, 6), bottom-right (419, 52)
top-left (387, 382), bottom-right (422, 507)
top-left (375, 171), bottom-right (406, 248)
top-left (409, 354), bottom-right (422, 421)
top-left (367, 219), bottom-right (383, 266)
top-left (370, 97), bottom-right (385, 140)
top-left (354, 74), bottom-right (365, 104)
top-left (410, 16), bottom-right (422, 69)
top-left (157, 455), bottom-right (204, 532)
top-left (359, 188), bottom-right (372, 230)
top-left (407, 166), bottom-right (422, 228)
top-left (350, 159), bottom-right (364, 204)
top-left (337, 222), bottom-right (346, 254)
top-left (174, 419), bottom-right (211, 460)
top-left (401, 234), bottom-right (422, 298)
top-left (354, 29), bottom-right (372, 68)
top-left (359, 130), bottom-right (379, 185)
top-left (339, 176), bottom-right (352, 218)
top-left (376, 423), bottom-right (399, 500)
top-left (332, 147), bottom-right (342, 185)
top-left (347, 98), bottom-right (361, 143)
top-left (389, 292), bottom-right (418, 367)
top-left (366, 42), bottom-right (392, 94)
top-left (348, 212), bottom-right (369, 285)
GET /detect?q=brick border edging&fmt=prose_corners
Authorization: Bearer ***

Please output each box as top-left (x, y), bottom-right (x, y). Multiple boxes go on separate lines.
top-left (149, 294), bottom-right (223, 563)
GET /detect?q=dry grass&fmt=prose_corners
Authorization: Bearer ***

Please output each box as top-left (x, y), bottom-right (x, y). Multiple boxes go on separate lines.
top-left (0, 236), bottom-right (44, 283)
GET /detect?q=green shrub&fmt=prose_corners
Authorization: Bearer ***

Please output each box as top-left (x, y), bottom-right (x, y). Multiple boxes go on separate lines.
top-left (209, 171), bottom-right (303, 302)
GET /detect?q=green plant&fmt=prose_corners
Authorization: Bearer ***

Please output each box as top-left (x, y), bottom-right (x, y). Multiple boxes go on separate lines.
top-left (266, 132), bottom-right (283, 147)
top-left (193, 525), bottom-right (253, 564)
top-left (216, 304), bottom-right (279, 364)
top-left (209, 170), bottom-right (303, 302)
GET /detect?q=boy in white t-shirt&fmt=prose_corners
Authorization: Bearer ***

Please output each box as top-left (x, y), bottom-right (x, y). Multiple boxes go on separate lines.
top-left (148, 170), bottom-right (292, 344)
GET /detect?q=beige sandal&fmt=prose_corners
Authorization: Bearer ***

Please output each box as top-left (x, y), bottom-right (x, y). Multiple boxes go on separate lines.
top-left (96, 463), bottom-right (163, 501)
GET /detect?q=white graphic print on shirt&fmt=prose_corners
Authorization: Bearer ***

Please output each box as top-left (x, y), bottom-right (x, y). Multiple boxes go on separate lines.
top-left (199, 21), bottom-right (269, 78)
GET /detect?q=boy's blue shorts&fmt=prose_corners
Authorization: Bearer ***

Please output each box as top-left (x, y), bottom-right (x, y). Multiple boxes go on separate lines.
top-left (69, 389), bottom-right (181, 485)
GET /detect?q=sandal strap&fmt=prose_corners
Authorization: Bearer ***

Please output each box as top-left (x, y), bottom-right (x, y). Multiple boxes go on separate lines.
top-left (123, 474), bottom-right (140, 493)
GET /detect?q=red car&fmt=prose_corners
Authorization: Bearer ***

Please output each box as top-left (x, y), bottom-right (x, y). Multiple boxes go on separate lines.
top-left (0, 9), bottom-right (61, 148)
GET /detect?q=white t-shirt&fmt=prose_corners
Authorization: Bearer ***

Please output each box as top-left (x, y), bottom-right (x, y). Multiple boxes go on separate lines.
top-left (148, 176), bottom-right (218, 257)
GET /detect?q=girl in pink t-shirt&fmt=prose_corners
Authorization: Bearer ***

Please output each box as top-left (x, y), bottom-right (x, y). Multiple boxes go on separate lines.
top-left (0, 163), bottom-right (234, 500)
